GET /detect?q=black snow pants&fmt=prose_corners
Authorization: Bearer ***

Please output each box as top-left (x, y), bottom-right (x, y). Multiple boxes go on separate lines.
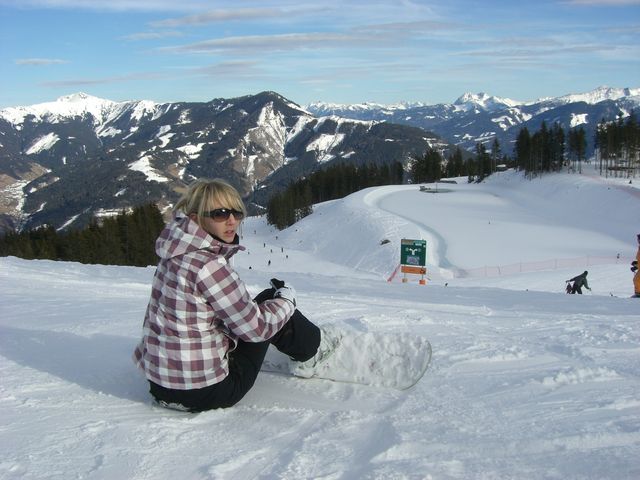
top-left (149, 288), bottom-right (320, 412)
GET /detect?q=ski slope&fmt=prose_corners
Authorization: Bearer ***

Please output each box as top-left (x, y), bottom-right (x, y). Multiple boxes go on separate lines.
top-left (1, 166), bottom-right (639, 479)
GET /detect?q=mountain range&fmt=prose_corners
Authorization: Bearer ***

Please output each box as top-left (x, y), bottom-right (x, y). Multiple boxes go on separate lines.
top-left (0, 86), bottom-right (637, 234)
top-left (307, 86), bottom-right (640, 154)
top-left (0, 91), bottom-right (445, 233)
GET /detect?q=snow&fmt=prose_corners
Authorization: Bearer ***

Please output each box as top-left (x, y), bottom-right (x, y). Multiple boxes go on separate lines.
top-left (0, 93), bottom-right (115, 126)
top-left (286, 115), bottom-right (315, 143)
top-left (25, 132), bottom-right (60, 155)
top-left (570, 113), bottom-right (589, 128)
top-left (155, 125), bottom-right (173, 149)
top-left (129, 100), bottom-right (162, 123)
top-left (57, 214), bottom-right (80, 231)
top-left (454, 92), bottom-right (521, 112)
top-left (556, 86), bottom-right (640, 106)
top-left (241, 102), bottom-right (288, 176)
top-left (176, 143), bottom-right (205, 158)
top-left (306, 101), bottom-right (427, 115)
top-left (305, 133), bottom-right (345, 162)
top-left (177, 110), bottom-right (191, 125)
top-left (2, 166), bottom-right (640, 479)
top-left (129, 155), bottom-right (169, 183)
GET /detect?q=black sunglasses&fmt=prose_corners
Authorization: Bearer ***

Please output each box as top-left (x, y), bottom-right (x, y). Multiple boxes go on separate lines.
top-left (202, 208), bottom-right (245, 222)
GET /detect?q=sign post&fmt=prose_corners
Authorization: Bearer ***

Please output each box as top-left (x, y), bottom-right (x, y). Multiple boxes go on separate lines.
top-left (400, 239), bottom-right (427, 285)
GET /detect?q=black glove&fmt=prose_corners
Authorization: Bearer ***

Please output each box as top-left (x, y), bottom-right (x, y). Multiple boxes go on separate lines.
top-left (253, 288), bottom-right (276, 304)
top-left (270, 278), bottom-right (296, 307)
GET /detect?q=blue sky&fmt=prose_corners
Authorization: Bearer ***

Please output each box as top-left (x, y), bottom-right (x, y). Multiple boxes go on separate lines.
top-left (1, 0), bottom-right (638, 108)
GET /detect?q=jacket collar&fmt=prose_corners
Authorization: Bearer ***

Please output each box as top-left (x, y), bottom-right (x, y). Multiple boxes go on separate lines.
top-left (156, 214), bottom-right (245, 260)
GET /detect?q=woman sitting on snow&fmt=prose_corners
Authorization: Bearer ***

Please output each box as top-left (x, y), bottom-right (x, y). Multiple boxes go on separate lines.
top-left (133, 178), bottom-right (329, 411)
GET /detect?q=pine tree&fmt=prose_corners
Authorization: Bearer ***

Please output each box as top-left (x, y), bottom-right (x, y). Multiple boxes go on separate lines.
top-left (0, 203), bottom-right (165, 266)
top-left (515, 127), bottom-right (532, 176)
top-left (490, 138), bottom-right (502, 173)
top-left (410, 149), bottom-right (442, 183)
top-left (265, 161), bottom-right (405, 229)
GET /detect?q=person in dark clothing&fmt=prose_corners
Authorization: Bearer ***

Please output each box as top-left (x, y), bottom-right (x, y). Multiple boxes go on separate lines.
top-left (633, 234), bottom-right (640, 298)
top-left (567, 270), bottom-right (591, 294)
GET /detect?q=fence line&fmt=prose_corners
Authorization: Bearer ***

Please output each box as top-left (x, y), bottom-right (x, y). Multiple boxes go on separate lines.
top-left (455, 255), bottom-right (630, 279)
top-left (387, 255), bottom-right (631, 282)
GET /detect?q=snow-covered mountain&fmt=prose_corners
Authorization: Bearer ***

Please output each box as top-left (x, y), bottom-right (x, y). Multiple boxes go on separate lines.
top-left (0, 92), bottom-right (162, 128)
top-left (306, 86), bottom-right (640, 153)
top-left (452, 92), bottom-right (521, 112)
top-left (2, 86), bottom-right (637, 234)
top-left (0, 91), bottom-right (445, 233)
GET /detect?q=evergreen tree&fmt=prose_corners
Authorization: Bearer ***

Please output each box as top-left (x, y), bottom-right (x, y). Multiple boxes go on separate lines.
top-left (515, 127), bottom-right (532, 176)
top-left (445, 147), bottom-right (465, 178)
top-left (0, 203), bottom-right (165, 267)
top-left (568, 126), bottom-right (587, 173)
top-left (475, 143), bottom-right (492, 180)
top-left (410, 148), bottom-right (443, 183)
top-left (266, 161), bottom-right (405, 230)
top-left (490, 138), bottom-right (502, 173)
top-left (596, 111), bottom-right (640, 178)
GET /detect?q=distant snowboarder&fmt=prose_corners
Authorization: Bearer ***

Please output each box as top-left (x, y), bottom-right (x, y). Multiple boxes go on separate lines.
top-left (566, 271), bottom-right (591, 294)
top-left (632, 234), bottom-right (640, 298)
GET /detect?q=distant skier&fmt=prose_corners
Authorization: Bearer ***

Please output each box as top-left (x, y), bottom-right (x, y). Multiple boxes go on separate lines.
top-left (566, 271), bottom-right (591, 294)
top-left (632, 234), bottom-right (640, 298)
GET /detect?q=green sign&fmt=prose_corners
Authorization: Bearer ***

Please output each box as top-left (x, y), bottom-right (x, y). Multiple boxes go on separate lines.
top-left (400, 239), bottom-right (426, 266)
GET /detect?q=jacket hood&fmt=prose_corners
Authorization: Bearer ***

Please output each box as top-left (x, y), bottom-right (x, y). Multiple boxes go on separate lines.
top-left (155, 215), bottom-right (244, 260)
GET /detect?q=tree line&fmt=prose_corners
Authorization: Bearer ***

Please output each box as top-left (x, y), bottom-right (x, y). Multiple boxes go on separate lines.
top-left (267, 162), bottom-right (403, 229)
top-left (595, 112), bottom-right (640, 178)
top-left (410, 140), bottom-right (512, 184)
top-left (514, 121), bottom-right (584, 178)
top-left (514, 112), bottom-right (639, 178)
top-left (413, 112), bottom-right (639, 183)
top-left (0, 203), bottom-right (165, 267)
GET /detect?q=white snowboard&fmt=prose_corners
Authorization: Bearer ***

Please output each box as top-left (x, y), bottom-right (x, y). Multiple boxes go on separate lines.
top-left (261, 329), bottom-right (432, 390)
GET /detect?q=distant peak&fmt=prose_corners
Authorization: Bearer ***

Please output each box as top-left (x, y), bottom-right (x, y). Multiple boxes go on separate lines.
top-left (552, 85), bottom-right (640, 105)
top-left (56, 92), bottom-right (96, 102)
top-left (453, 92), bottom-right (521, 111)
top-left (454, 92), bottom-right (492, 105)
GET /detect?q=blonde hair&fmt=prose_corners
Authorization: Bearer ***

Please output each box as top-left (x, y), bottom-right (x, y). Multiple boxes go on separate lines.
top-left (174, 178), bottom-right (246, 227)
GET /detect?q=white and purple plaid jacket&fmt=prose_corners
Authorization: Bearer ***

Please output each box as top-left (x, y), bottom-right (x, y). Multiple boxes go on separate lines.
top-left (133, 215), bottom-right (294, 390)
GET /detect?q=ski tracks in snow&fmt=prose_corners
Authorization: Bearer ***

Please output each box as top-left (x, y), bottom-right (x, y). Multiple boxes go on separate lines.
top-left (2, 255), bottom-right (640, 479)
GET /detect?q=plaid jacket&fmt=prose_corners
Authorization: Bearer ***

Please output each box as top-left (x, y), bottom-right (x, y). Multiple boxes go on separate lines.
top-left (133, 215), bottom-right (294, 390)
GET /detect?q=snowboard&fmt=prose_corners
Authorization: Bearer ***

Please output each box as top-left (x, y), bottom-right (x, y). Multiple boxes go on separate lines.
top-left (261, 329), bottom-right (432, 390)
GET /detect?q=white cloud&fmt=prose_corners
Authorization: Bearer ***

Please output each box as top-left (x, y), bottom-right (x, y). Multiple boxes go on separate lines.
top-left (161, 31), bottom-right (371, 55)
top-left (121, 30), bottom-right (183, 41)
top-left (563, 0), bottom-right (640, 5)
top-left (192, 60), bottom-right (266, 78)
top-left (150, 8), bottom-right (287, 28)
top-left (15, 58), bottom-right (69, 65)
top-left (0, 0), bottom-right (209, 11)
top-left (40, 71), bottom-right (165, 88)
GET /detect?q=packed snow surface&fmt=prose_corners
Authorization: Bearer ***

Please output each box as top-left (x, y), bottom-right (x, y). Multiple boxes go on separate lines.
top-left (1, 167), bottom-right (639, 479)
top-left (24, 132), bottom-right (60, 155)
